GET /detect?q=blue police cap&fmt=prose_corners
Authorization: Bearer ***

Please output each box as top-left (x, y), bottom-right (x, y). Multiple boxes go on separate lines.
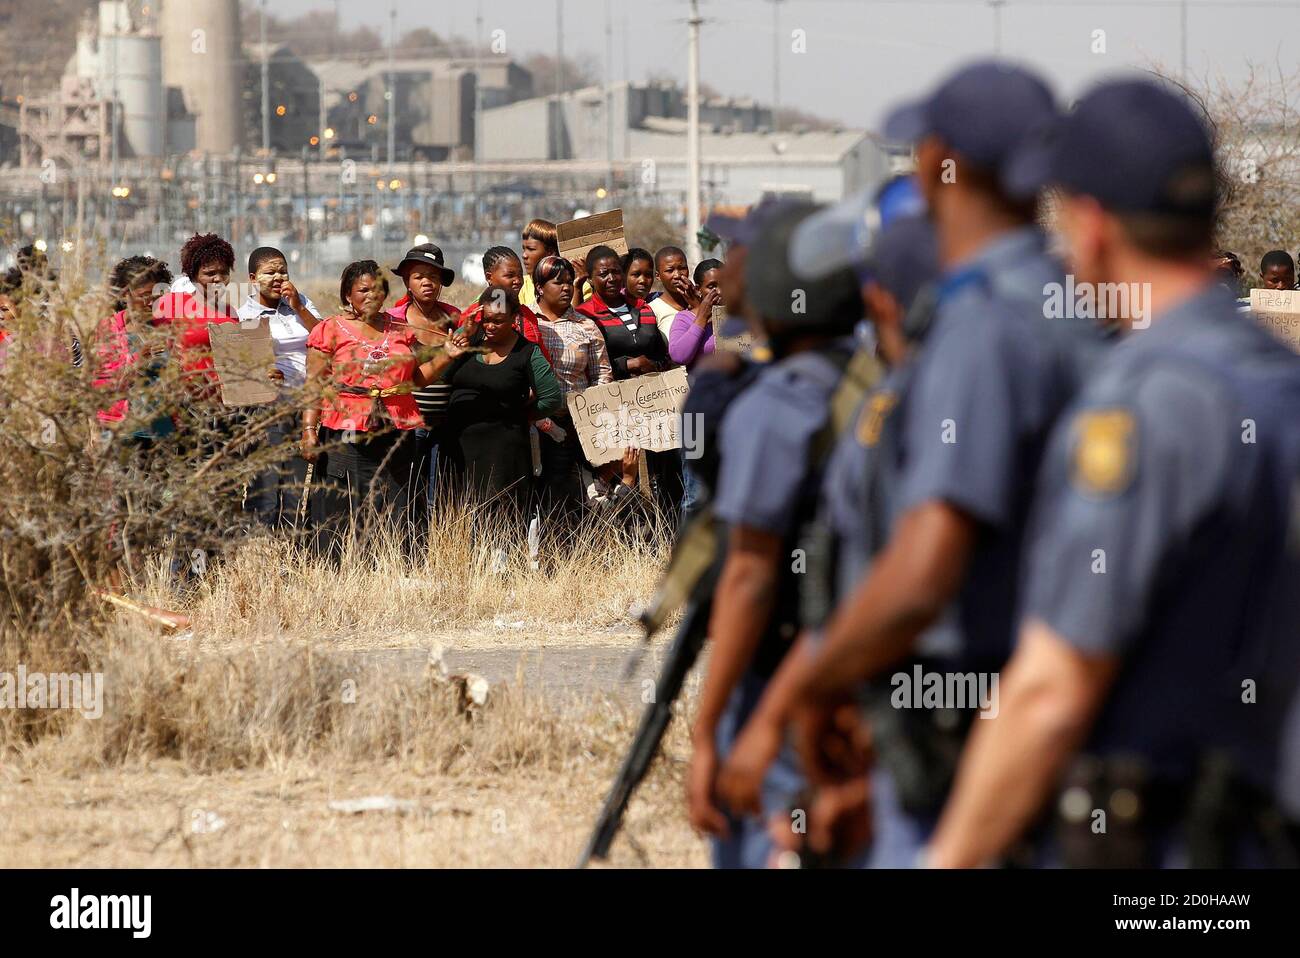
top-left (706, 196), bottom-right (803, 248)
top-left (1006, 77), bottom-right (1217, 219)
top-left (746, 202), bottom-right (862, 331)
top-left (882, 60), bottom-right (1057, 196)
top-left (788, 175), bottom-right (925, 282)
top-left (865, 214), bottom-right (939, 315)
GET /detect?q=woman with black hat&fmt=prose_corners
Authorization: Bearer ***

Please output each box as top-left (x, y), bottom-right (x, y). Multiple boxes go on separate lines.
top-left (388, 243), bottom-right (461, 504)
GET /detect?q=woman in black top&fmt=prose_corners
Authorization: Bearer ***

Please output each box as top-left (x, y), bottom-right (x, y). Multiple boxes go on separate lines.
top-left (573, 245), bottom-right (684, 519)
top-left (575, 245), bottom-right (670, 379)
top-left (443, 288), bottom-right (563, 514)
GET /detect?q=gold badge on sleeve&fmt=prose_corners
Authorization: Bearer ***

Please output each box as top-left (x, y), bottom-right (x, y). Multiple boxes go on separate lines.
top-left (1072, 409), bottom-right (1137, 496)
top-left (856, 391), bottom-right (899, 448)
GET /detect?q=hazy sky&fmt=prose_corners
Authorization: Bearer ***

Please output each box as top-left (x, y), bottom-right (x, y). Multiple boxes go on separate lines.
top-left (269, 0), bottom-right (1300, 129)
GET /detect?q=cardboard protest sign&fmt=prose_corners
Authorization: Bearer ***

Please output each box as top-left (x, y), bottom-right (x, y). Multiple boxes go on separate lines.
top-left (1249, 288), bottom-right (1300, 352)
top-left (208, 320), bottom-right (278, 406)
top-left (711, 304), bottom-right (755, 355)
top-left (557, 209), bottom-right (628, 268)
top-left (566, 367), bottom-right (690, 466)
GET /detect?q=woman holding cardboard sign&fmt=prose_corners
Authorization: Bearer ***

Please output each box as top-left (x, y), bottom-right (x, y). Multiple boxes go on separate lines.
top-left (575, 245), bottom-right (670, 379)
top-left (151, 233), bottom-right (247, 402)
top-left (576, 245), bottom-right (683, 518)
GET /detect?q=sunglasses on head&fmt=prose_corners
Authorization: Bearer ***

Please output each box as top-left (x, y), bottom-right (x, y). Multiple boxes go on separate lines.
top-left (534, 255), bottom-right (576, 287)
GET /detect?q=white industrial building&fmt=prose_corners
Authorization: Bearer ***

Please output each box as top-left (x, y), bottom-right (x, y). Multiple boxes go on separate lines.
top-left (482, 82), bottom-right (888, 205)
top-left (631, 127), bottom-right (890, 207)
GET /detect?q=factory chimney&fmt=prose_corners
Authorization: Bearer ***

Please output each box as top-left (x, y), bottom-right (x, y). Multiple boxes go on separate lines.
top-left (160, 0), bottom-right (243, 153)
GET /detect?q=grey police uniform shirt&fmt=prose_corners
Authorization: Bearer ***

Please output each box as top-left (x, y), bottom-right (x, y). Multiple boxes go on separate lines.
top-left (891, 226), bottom-right (1102, 668)
top-left (818, 361), bottom-right (966, 658)
top-left (1021, 284), bottom-right (1300, 791)
top-left (715, 344), bottom-right (852, 538)
top-left (714, 343), bottom-right (853, 675)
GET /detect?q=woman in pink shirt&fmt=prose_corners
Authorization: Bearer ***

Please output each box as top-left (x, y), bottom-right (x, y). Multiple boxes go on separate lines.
top-left (303, 260), bottom-right (465, 554)
top-left (667, 259), bottom-right (724, 371)
top-left (93, 255), bottom-right (176, 439)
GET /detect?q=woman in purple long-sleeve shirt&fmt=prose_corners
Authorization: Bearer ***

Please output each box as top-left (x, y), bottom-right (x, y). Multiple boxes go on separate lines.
top-left (666, 259), bottom-right (724, 370)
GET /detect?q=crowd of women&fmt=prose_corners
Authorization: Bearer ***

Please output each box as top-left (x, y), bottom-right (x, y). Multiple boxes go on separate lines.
top-left (0, 219), bottom-right (733, 556)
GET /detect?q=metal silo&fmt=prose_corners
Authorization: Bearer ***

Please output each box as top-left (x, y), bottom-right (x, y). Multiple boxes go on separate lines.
top-left (100, 8), bottom-right (165, 158)
top-left (160, 0), bottom-right (242, 153)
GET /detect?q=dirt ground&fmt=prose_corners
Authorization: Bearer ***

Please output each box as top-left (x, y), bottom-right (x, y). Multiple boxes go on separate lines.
top-left (0, 758), bottom-right (704, 869)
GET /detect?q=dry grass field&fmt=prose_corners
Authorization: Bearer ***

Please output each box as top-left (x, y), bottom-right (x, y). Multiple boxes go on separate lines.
top-left (1, 525), bottom-right (707, 868)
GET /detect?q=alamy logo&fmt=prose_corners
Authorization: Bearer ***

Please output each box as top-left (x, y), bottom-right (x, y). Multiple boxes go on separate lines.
top-left (1043, 275), bottom-right (1152, 329)
top-left (890, 664), bottom-right (999, 718)
top-left (50, 889), bottom-right (151, 938)
top-left (0, 665), bottom-right (103, 719)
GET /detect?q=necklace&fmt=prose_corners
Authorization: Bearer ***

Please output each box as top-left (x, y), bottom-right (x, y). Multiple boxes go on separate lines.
top-left (347, 313), bottom-right (392, 375)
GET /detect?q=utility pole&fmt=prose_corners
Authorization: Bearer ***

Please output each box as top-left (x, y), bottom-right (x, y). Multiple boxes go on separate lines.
top-left (554, 0), bottom-right (565, 160)
top-left (990, 0), bottom-right (1005, 55)
top-left (604, 0), bottom-right (614, 200)
top-left (474, 0), bottom-right (484, 196)
top-left (387, 1), bottom-right (396, 174)
top-left (686, 0), bottom-right (702, 264)
top-left (771, 0), bottom-right (781, 132)
top-left (260, 0), bottom-right (270, 155)
top-left (318, 74), bottom-right (326, 160)
top-left (108, 14), bottom-right (120, 248)
top-left (302, 145), bottom-right (312, 274)
top-left (475, 0), bottom-right (485, 161)
top-left (1180, 0), bottom-right (1189, 79)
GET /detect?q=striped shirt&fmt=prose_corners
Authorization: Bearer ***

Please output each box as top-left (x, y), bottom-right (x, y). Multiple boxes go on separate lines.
top-left (575, 293), bottom-right (671, 380)
top-left (388, 297), bottom-right (460, 428)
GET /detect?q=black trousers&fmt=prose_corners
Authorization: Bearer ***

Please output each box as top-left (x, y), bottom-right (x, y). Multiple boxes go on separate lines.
top-left (537, 422), bottom-right (585, 521)
top-left (314, 425), bottom-right (429, 558)
top-left (246, 416), bottom-right (311, 531)
top-left (647, 448), bottom-right (685, 520)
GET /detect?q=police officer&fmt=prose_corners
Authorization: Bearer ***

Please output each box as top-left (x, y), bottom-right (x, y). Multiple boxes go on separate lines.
top-left (815, 206), bottom-right (943, 605)
top-left (718, 208), bottom-right (956, 860)
top-left (926, 78), bottom-right (1300, 869)
top-left (713, 60), bottom-right (1107, 867)
top-left (686, 202), bottom-right (872, 868)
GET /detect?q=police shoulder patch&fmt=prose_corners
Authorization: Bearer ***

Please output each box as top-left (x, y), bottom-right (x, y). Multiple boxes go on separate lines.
top-left (1072, 408), bottom-right (1138, 496)
top-left (856, 390), bottom-right (899, 448)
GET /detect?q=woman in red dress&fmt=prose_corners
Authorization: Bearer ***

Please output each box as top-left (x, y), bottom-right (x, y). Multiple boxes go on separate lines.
top-left (151, 233), bottom-right (243, 398)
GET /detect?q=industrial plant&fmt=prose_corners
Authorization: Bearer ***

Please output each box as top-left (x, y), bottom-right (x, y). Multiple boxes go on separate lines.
top-left (0, 0), bottom-right (890, 277)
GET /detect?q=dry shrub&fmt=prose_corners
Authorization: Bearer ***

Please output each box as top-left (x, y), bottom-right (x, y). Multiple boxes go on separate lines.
top-left (623, 207), bottom-right (684, 261)
top-left (1151, 62), bottom-right (1300, 278)
top-left (1, 268), bottom-right (677, 784)
top-left (0, 268), bottom-right (323, 639)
